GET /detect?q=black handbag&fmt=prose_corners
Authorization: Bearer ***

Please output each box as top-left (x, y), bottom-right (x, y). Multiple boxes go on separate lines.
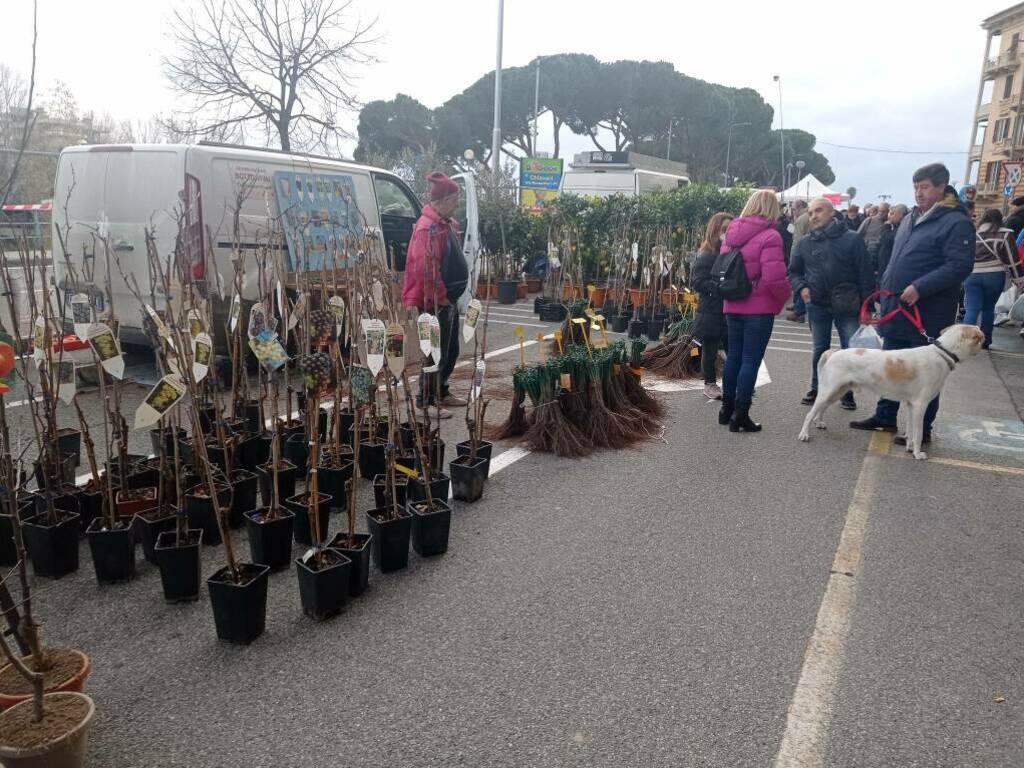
top-left (829, 282), bottom-right (861, 316)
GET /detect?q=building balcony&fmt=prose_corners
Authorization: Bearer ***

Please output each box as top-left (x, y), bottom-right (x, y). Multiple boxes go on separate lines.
top-left (970, 143), bottom-right (985, 159)
top-left (978, 101), bottom-right (993, 119)
top-left (985, 48), bottom-right (1023, 75)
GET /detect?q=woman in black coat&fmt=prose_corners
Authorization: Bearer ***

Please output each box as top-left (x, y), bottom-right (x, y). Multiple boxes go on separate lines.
top-left (691, 212), bottom-right (733, 399)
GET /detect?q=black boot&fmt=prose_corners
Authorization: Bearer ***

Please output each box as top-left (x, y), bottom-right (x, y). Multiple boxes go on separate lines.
top-left (729, 400), bottom-right (762, 433)
top-left (718, 395), bottom-right (735, 425)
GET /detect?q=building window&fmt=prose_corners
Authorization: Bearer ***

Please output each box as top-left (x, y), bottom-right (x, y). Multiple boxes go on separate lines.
top-left (982, 79), bottom-right (995, 105)
top-left (968, 161), bottom-right (980, 185)
top-left (994, 117), bottom-right (1011, 141)
top-left (975, 120), bottom-right (989, 146)
top-left (1005, 74), bottom-right (1015, 100)
top-left (986, 160), bottom-right (1003, 185)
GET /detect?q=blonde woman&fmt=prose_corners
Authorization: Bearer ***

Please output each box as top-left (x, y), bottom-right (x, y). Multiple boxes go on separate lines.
top-left (691, 212), bottom-right (733, 398)
top-left (718, 190), bottom-right (791, 432)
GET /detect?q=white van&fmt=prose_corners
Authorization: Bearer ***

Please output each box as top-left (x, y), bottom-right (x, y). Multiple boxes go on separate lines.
top-left (52, 143), bottom-right (479, 346)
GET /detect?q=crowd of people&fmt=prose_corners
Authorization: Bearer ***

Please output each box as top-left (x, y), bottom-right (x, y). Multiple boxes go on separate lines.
top-left (694, 162), bottom-right (1022, 440)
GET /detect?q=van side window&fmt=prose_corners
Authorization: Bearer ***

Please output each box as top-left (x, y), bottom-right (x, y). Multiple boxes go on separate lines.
top-left (373, 176), bottom-right (418, 218)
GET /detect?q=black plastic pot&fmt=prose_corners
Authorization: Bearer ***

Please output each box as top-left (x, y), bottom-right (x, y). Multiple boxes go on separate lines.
top-left (153, 529), bottom-right (203, 602)
top-left (296, 549), bottom-right (352, 621)
top-left (0, 498), bottom-right (33, 566)
top-left (374, 416), bottom-right (392, 441)
top-left (314, 408), bottom-right (329, 442)
top-left (455, 440), bottom-right (493, 480)
top-left (647, 319), bottom-right (662, 342)
top-left (204, 440), bottom-right (231, 476)
top-left (256, 460), bottom-right (299, 507)
top-left (185, 483), bottom-right (232, 546)
top-left (22, 511), bottom-right (80, 578)
top-left (207, 562), bottom-right (271, 644)
top-left (85, 519), bottom-right (136, 584)
top-left (409, 499), bottom-right (452, 557)
top-left (373, 473), bottom-right (408, 509)
top-left (327, 531), bottom-right (372, 597)
top-left (365, 507), bottom-right (411, 572)
top-left (601, 300), bottom-right (619, 318)
top-left (32, 452), bottom-right (76, 490)
top-left (539, 302), bottom-right (567, 322)
top-left (611, 314), bottom-right (630, 333)
top-left (75, 489), bottom-right (104, 533)
top-left (450, 456), bottom-right (487, 502)
top-left (357, 439), bottom-right (387, 479)
top-left (243, 400), bottom-right (263, 433)
top-left (628, 319), bottom-right (646, 339)
top-left (198, 403), bottom-right (219, 432)
top-left (533, 296), bottom-right (549, 314)
top-left (228, 470), bottom-right (258, 529)
top-left (497, 279), bottom-right (519, 305)
top-left (414, 438), bottom-right (446, 475)
top-left (283, 433), bottom-right (310, 472)
top-left (150, 426), bottom-right (187, 457)
top-left (318, 458), bottom-right (354, 503)
top-left (279, 419), bottom-right (305, 440)
top-left (57, 428), bottom-right (82, 467)
top-left (135, 507), bottom-right (177, 565)
top-left (399, 421), bottom-right (423, 452)
top-left (245, 508), bottom-right (295, 570)
top-left (125, 462), bottom-right (161, 492)
top-left (236, 432), bottom-right (271, 469)
top-left (408, 471), bottom-right (450, 504)
top-left (334, 409), bottom-right (355, 446)
top-left (285, 492), bottom-right (333, 546)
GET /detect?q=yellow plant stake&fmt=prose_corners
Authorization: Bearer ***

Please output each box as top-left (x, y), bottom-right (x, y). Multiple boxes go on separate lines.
top-left (553, 329), bottom-right (563, 355)
top-left (536, 332), bottom-right (548, 361)
top-left (513, 325), bottom-right (525, 366)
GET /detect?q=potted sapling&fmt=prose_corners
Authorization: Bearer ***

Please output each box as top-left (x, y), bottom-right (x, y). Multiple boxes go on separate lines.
top-left (452, 291), bottom-right (492, 501)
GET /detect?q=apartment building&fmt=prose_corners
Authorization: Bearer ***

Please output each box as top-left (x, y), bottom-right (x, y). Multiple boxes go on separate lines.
top-left (967, 2), bottom-right (1024, 210)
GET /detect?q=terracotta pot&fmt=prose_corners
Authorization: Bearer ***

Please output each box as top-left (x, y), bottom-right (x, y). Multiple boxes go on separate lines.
top-left (0, 692), bottom-right (95, 768)
top-left (562, 284), bottom-right (583, 300)
top-left (114, 487), bottom-right (157, 523)
top-left (516, 282), bottom-right (528, 299)
top-left (628, 288), bottom-right (648, 307)
top-left (0, 648), bottom-right (91, 711)
top-left (588, 285), bottom-right (608, 307)
top-left (661, 289), bottom-right (681, 306)
top-left (478, 283), bottom-right (497, 299)
top-left (526, 276), bottom-right (542, 292)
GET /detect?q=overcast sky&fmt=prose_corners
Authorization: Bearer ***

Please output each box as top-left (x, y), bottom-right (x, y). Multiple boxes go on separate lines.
top-left (2, 0), bottom-right (1009, 205)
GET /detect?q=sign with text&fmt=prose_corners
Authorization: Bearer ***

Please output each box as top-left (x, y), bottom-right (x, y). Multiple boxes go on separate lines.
top-left (519, 157), bottom-right (564, 214)
top-left (273, 170), bottom-right (364, 271)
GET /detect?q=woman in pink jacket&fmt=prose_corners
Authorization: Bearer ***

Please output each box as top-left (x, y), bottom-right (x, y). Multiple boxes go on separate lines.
top-left (718, 190), bottom-right (791, 432)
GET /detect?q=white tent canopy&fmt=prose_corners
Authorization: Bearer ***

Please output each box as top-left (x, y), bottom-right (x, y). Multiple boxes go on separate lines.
top-left (777, 174), bottom-right (850, 206)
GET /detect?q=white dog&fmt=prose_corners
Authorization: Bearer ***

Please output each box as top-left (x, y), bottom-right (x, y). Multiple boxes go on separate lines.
top-left (798, 324), bottom-right (985, 459)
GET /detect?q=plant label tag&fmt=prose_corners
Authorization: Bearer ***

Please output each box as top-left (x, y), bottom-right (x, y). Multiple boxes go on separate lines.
top-left (385, 323), bottom-right (405, 377)
top-left (187, 308), bottom-right (204, 338)
top-left (145, 304), bottom-right (170, 342)
top-left (371, 279), bottom-right (385, 311)
top-left (32, 315), bottom-right (45, 363)
top-left (228, 294), bottom-right (242, 333)
top-left (560, 373), bottom-right (572, 392)
top-left (134, 374), bottom-right (186, 429)
top-left (248, 302), bottom-right (267, 339)
top-left (428, 314), bottom-right (441, 364)
top-left (472, 360), bottom-right (485, 400)
top-left (288, 292), bottom-right (307, 332)
top-left (57, 360), bottom-right (76, 404)
top-left (87, 323), bottom-right (125, 379)
top-left (276, 279), bottom-right (285, 320)
top-left (301, 548), bottom-right (316, 564)
top-left (248, 331), bottom-right (288, 371)
top-left (71, 294), bottom-right (92, 337)
top-left (462, 299), bottom-right (482, 343)
top-left (349, 365), bottom-right (374, 406)
top-left (417, 313), bottom-right (433, 358)
top-left (193, 332), bottom-right (213, 382)
top-left (328, 295), bottom-right (346, 337)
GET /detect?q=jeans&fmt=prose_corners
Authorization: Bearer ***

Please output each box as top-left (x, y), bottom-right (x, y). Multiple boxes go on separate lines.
top-left (792, 291), bottom-right (806, 315)
top-left (806, 304), bottom-right (859, 390)
top-left (701, 328), bottom-right (728, 384)
top-left (418, 304), bottom-right (460, 406)
top-left (874, 335), bottom-right (939, 432)
top-left (723, 313), bottom-right (774, 403)
top-left (963, 271), bottom-right (1005, 344)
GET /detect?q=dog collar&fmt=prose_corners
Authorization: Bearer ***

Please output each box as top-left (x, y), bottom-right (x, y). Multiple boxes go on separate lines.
top-left (932, 340), bottom-right (959, 371)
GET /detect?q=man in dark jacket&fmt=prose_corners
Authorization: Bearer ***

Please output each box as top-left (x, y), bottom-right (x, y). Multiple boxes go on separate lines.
top-left (1003, 196), bottom-right (1024, 239)
top-left (850, 163), bottom-right (974, 442)
top-left (789, 198), bottom-right (874, 408)
top-left (875, 203), bottom-right (907, 282)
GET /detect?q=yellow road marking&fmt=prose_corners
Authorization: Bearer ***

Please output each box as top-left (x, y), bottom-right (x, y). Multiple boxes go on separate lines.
top-left (891, 453), bottom-right (1024, 477)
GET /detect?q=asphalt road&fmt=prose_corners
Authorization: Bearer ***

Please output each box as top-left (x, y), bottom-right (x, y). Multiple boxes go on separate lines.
top-left (18, 298), bottom-right (1024, 767)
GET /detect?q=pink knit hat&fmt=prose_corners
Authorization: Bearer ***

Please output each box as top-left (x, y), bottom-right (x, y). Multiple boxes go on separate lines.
top-left (426, 172), bottom-right (459, 201)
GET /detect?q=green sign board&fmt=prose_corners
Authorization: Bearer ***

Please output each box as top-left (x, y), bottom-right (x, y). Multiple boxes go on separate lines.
top-left (519, 157), bottom-right (564, 214)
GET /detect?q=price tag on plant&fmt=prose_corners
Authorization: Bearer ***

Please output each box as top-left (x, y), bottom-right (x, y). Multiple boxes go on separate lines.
top-left (87, 322), bottom-right (125, 379)
top-left (371, 279), bottom-right (385, 311)
top-left (228, 294), bottom-right (242, 333)
top-left (462, 299), bottom-right (482, 343)
top-left (472, 360), bottom-right (485, 400)
top-left (417, 313), bottom-right (434, 359)
top-left (328, 295), bottom-right (346, 337)
top-left (32, 315), bottom-right (45, 364)
top-left (385, 323), bottom-right (405, 377)
top-left (362, 319), bottom-right (386, 376)
top-left (288, 292), bottom-right (307, 332)
top-left (193, 332), bottom-right (213, 382)
top-left (71, 294), bottom-right (93, 337)
top-left (134, 374), bottom-right (187, 429)
top-left (187, 308), bottom-right (204, 338)
top-left (248, 302), bottom-right (267, 339)
top-left (57, 360), bottom-right (76, 404)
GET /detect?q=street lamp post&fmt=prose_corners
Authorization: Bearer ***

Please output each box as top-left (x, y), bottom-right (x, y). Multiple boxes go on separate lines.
top-left (773, 75), bottom-right (785, 200)
top-left (531, 58), bottom-right (540, 157)
top-left (490, 0), bottom-right (505, 178)
top-left (666, 117), bottom-right (677, 161)
top-left (725, 121), bottom-right (751, 187)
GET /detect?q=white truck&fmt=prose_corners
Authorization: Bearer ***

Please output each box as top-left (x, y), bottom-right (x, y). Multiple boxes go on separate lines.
top-left (51, 142), bottom-right (480, 346)
top-left (560, 151), bottom-right (690, 199)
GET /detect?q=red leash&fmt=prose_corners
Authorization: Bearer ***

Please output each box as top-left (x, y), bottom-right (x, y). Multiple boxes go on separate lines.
top-left (859, 289), bottom-right (930, 340)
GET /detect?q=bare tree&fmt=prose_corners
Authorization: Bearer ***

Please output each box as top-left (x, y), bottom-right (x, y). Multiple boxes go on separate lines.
top-left (164, 0), bottom-right (377, 152)
top-left (0, 0), bottom-right (38, 210)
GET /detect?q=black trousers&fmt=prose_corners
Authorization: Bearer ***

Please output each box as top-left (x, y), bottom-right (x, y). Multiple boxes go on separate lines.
top-left (419, 304), bottom-right (460, 406)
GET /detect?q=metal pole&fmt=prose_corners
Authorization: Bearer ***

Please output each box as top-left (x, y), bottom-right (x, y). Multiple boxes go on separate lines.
top-left (532, 59), bottom-right (540, 157)
top-left (666, 118), bottom-right (673, 161)
top-left (490, 0), bottom-right (505, 178)
top-left (775, 75), bottom-right (785, 200)
top-left (725, 124), bottom-right (734, 184)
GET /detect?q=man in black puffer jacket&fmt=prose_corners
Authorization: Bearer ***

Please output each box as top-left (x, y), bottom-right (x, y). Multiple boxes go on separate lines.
top-left (789, 197), bottom-right (874, 408)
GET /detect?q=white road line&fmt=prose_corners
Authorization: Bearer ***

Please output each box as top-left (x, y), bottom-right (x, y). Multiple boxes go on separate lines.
top-left (772, 432), bottom-right (888, 768)
top-left (767, 346), bottom-right (812, 354)
top-left (487, 445), bottom-right (533, 474)
top-left (6, 396), bottom-right (42, 408)
top-left (487, 319), bottom-right (551, 329)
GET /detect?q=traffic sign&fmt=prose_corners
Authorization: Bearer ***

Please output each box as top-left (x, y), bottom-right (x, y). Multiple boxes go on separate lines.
top-left (1005, 183), bottom-right (1015, 197)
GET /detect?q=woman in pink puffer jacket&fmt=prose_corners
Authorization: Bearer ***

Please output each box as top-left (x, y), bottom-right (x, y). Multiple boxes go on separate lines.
top-left (718, 190), bottom-right (792, 432)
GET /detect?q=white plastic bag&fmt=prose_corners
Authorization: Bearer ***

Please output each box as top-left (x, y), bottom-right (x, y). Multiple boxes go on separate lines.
top-left (995, 285), bottom-right (1018, 315)
top-left (850, 324), bottom-right (883, 349)
top-left (1011, 294), bottom-right (1024, 323)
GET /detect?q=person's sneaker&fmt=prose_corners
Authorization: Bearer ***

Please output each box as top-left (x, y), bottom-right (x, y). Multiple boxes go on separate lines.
top-left (894, 432), bottom-right (931, 446)
top-left (801, 389), bottom-right (817, 405)
top-left (849, 416), bottom-right (897, 432)
top-left (786, 312), bottom-right (805, 322)
top-left (703, 382), bottom-right (723, 399)
top-left (785, 303), bottom-right (794, 311)
top-left (439, 394), bottom-right (468, 407)
top-left (982, 341), bottom-right (991, 350)
top-left (840, 392), bottom-right (856, 411)
top-left (429, 407), bottom-right (453, 420)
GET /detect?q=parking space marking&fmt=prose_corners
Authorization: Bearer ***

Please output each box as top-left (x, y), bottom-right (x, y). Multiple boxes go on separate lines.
top-left (890, 453), bottom-right (1024, 477)
top-left (773, 431), bottom-right (889, 768)
top-left (767, 346), bottom-right (812, 354)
